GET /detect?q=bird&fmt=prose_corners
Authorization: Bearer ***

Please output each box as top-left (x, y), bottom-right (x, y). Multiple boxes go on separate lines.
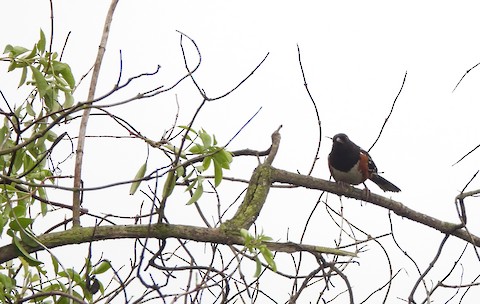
top-left (328, 133), bottom-right (401, 192)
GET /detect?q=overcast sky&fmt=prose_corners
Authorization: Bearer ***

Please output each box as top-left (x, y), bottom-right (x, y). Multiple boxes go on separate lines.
top-left (2, 1), bottom-right (480, 303)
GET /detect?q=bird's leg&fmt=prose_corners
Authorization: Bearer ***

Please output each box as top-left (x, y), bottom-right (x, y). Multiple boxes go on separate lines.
top-left (362, 182), bottom-right (371, 201)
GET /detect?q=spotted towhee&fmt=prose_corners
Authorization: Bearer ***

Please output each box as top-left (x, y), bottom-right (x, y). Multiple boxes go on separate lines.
top-left (328, 133), bottom-right (401, 192)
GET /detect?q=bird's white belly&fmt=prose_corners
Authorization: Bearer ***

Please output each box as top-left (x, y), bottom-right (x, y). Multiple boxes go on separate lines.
top-left (330, 162), bottom-right (364, 185)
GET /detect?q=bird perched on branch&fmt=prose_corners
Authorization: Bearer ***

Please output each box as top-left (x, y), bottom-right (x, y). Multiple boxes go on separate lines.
top-left (328, 133), bottom-right (401, 192)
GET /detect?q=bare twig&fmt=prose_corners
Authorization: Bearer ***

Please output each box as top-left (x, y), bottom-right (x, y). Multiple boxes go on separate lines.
top-left (408, 234), bottom-right (450, 303)
top-left (297, 44), bottom-right (322, 175)
top-left (368, 71), bottom-right (407, 152)
top-left (452, 61), bottom-right (480, 92)
top-left (452, 143), bottom-right (480, 166)
top-left (225, 107), bottom-right (263, 148)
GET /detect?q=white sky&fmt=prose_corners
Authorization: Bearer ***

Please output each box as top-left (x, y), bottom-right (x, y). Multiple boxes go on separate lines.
top-left (2, 1), bottom-right (480, 303)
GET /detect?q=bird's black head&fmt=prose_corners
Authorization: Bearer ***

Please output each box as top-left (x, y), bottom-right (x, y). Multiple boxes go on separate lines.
top-left (332, 133), bottom-right (350, 146)
top-left (329, 133), bottom-right (360, 171)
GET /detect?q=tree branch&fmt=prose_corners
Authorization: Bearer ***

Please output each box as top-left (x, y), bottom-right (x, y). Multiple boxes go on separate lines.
top-left (220, 126), bottom-right (281, 231)
top-left (270, 168), bottom-right (480, 246)
top-left (0, 223), bottom-right (355, 264)
top-left (72, 0), bottom-right (119, 227)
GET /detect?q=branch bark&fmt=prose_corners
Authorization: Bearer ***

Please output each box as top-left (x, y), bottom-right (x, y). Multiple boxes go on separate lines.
top-left (270, 168), bottom-right (480, 246)
top-left (0, 224), bottom-right (355, 264)
top-left (72, 0), bottom-right (119, 227)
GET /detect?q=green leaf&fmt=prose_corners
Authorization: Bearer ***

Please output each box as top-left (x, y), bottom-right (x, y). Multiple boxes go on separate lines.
top-left (7, 61), bottom-right (17, 72)
top-left (29, 169), bottom-right (52, 181)
top-left (164, 144), bottom-right (186, 159)
top-left (12, 235), bottom-right (42, 266)
top-left (53, 74), bottom-right (70, 91)
top-left (189, 144), bottom-right (204, 155)
top-left (92, 260), bottom-right (111, 275)
top-left (0, 216), bottom-right (4, 236)
top-left (22, 45), bottom-right (37, 60)
top-left (63, 91), bottom-right (74, 108)
top-left (4, 45), bottom-right (29, 57)
top-left (25, 101), bottom-right (35, 116)
top-left (18, 67), bottom-right (28, 88)
top-left (0, 273), bottom-right (15, 290)
top-left (258, 235), bottom-right (273, 242)
top-left (58, 296), bottom-right (70, 304)
top-left (254, 257), bottom-right (262, 277)
top-left (51, 254), bottom-right (59, 274)
top-left (129, 162), bottom-right (147, 195)
top-left (58, 268), bottom-right (82, 284)
top-left (162, 170), bottom-right (176, 199)
top-left (13, 149), bottom-right (24, 172)
top-left (3, 44), bottom-right (13, 54)
top-left (43, 86), bottom-right (58, 112)
top-left (186, 179), bottom-right (203, 205)
top-left (53, 61), bottom-right (75, 88)
top-left (213, 160), bottom-right (223, 187)
top-left (30, 66), bottom-right (48, 97)
top-left (178, 125), bottom-right (197, 136)
top-left (40, 202), bottom-right (48, 216)
top-left (240, 228), bottom-right (250, 240)
top-left (199, 129), bottom-right (212, 148)
top-left (9, 218), bottom-right (34, 231)
top-left (184, 178), bottom-right (197, 192)
top-left (20, 229), bottom-right (38, 247)
top-left (11, 205), bottom-right (27, 218)
top-left (176, 165), bottom-right (185, 177)
top-left (23, 154), bottom-right (34, 171)
top-left (260, 247), bottom-right (277, 272)
top-left (202, 156), bottom-right (211, 171)
top-left (45, 130), bottom-right (57, 142)
top-left (213, 149), bottom-right (233, 169)
top-left (38, 29), bottom-right (46, 54)
top-left (60, 64), bottom-right (75, 89)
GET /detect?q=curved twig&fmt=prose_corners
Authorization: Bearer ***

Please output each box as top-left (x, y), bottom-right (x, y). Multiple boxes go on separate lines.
top-left (408, 234), bottom-right (450, 303)
top-left (368, 71), bottom-right (407, 152)
top-left (297, 44), bottom-right (322, 175)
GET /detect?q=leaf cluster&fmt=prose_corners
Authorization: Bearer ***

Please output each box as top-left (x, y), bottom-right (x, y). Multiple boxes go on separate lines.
top-left (240, 228), bottom-right (277, 277)
top-left (158, 127), bottom-right (233, 205)
top-left (3, 29), bottom-right (75, 112)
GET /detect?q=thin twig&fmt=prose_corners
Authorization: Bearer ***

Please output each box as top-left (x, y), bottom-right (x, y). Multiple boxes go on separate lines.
top-left (225, 107), bottom-right (262, 148)
top-left (368, 71), bottom-right (407, 152)
top-left (297, 44), bottom-right (322, 175)
top-left (408, 234), bottom-right (450, 303)
top-left (452, 143), bottom-right (480, 166)
top-left (452, 61), bottom-right (480, 92)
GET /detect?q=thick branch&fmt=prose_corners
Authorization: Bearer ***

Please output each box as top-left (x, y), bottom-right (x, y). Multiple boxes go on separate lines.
top-left (220, 127), bottom-right (281, 231)
top-left (220, 164), bottom-right (272, 231)
top-left (0, 224), bottom-right (355, 264)
top-left (270, 168), bottom-right (480, 246)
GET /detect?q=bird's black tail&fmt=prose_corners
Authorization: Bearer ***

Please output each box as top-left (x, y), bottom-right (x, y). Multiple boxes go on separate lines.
top-left (370, 174), bottom-right (401, 192)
